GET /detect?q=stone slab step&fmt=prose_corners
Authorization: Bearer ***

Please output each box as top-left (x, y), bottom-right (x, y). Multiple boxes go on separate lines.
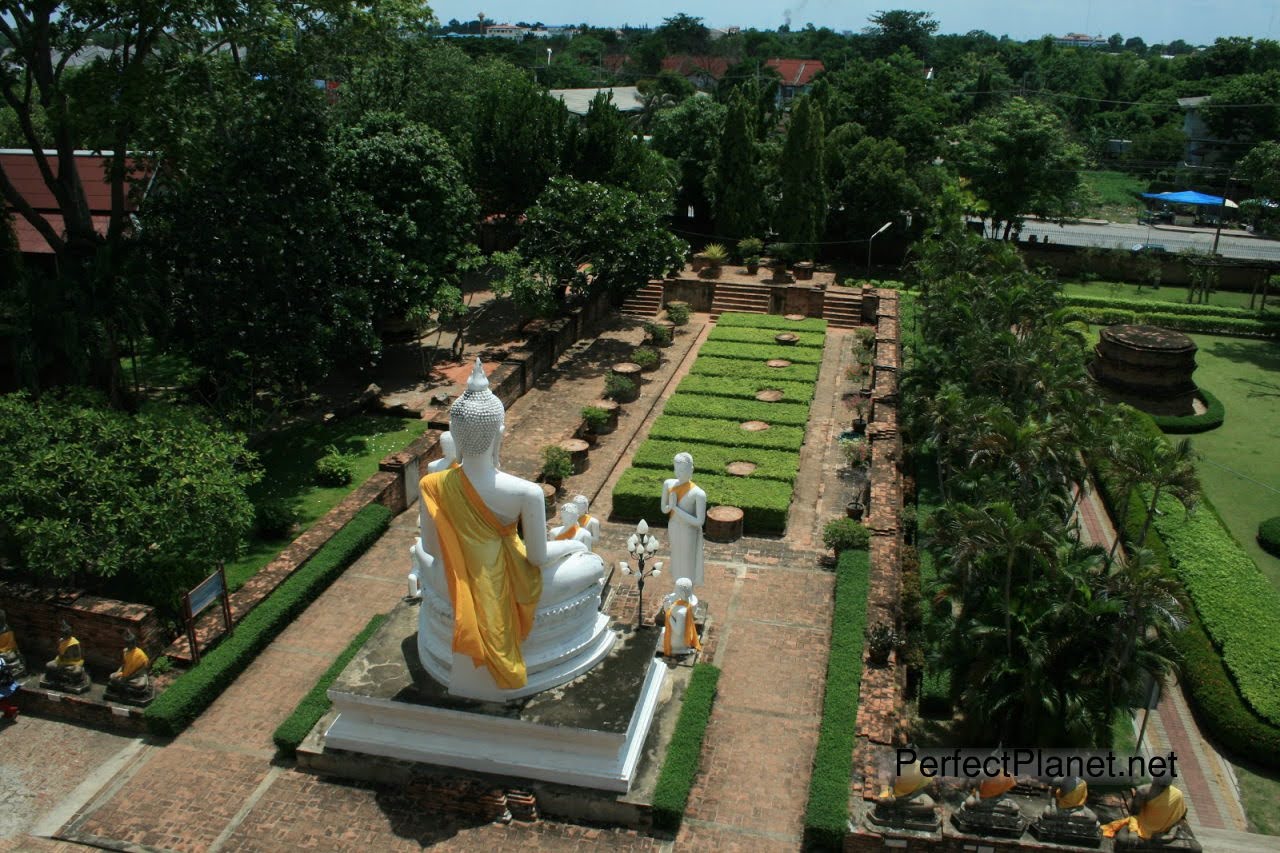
top-left (1195, 827), bottom-right (1280, 853)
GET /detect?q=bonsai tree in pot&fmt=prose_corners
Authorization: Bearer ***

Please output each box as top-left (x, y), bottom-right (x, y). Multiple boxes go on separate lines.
top-left (541, 445), bottom-right (574, 491)
top-left (698, 243), bottom-right (729, 278)
top-left (581, 405), bottom-right (612, 438)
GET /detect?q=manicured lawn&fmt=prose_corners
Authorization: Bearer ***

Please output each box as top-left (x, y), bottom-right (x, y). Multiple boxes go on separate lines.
top-left (1063, 280), bottom-right (1275, 312)
top-left (1235, 762), bottom-right (1280, 836)
top-left (1176, 334), bottom-right (1280, 592)
top-left (225, 416), bottom-right (429, 590)
top-left (1081, 169), bottom-right (1146, 222)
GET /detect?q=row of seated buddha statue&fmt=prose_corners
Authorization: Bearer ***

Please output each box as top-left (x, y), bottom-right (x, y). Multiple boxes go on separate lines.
top-left (871, 755), bottom-right (1199, 850)
top-left (0, 609), bottom-right (154, 705)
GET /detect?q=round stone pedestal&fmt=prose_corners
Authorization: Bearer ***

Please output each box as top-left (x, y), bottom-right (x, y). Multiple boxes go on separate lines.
top-left (706, 506), bottom-right (744, 542)
top-left (1089, 325), bottom-right (1199, 416)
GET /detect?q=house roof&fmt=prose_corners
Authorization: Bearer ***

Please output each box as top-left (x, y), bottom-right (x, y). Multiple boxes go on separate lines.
top-left (660, 55), bottom-right (730, 80)
top-left (549, 86), bottom-right (644, 115)
top-left (1, 150), bottom-right (150, 254)
top-left (765, 58), bottom-right (825, 87)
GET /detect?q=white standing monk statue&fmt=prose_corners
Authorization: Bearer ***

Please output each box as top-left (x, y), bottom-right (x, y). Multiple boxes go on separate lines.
top-left (550, 501), bottom-right (595, 551)
top-left (573, 494), bottom-right (601, 543)
top-left (661, 577), bottom-right (701, 657)
top-left (409, 360), bottom-right (615, 700)
top-left (660, 452), bottom-right (706, 598)
top-left (425, 431), bottom-right (459, 474)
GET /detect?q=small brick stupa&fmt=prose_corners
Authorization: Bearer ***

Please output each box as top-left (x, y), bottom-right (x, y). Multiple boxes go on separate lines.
top-left (1089, 324), bottom-right (1199, 416)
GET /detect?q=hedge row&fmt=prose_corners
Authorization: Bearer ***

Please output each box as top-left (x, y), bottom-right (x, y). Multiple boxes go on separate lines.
top-left (612, 467), bottom-right (793, 534)
top-left (690, 356), bottom-right (820, 383)
top-left (715, 311), bottom-right (829, 332)
top-left (1260, 517), bottom-right (1280, 558)
top-left (697, 339), bottom-right (825, 364)
top-left (144, 503), bottom-right (393, 736)
top-left (1062, 306), bottom-right (1280, 338)
top-left (662, 393), bottom-right (812, 426)
top-left (804, 549), bottom-right (870, 850)
top-left (1148, 488), bottom-right (1280, 726)
top-left (707, 325), bottom-right (826, 349)
top-left (649, 414), bottom-right (806, 452)
top-left (632, 440), bottom-right (801, 484)
top-left (272, 613), bottom-right (388, 756)
top-left (676, 374), bottom-right (817, 404)
top-left (1150, 387), bottom-right (1225, 433)
top-left (651, 663), bottom-right (721, 831)
top-left (1064, 293), bottom-right (1276, 321)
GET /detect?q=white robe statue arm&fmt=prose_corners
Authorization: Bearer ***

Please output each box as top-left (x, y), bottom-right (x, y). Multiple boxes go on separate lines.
top-left (661, 481), bottom-right (707, 527)
top-left (518, 481), bottom-right (587, 567)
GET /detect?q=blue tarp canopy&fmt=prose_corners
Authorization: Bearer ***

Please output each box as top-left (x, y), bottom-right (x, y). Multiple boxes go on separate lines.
top-left (1142, 190), bottom-right (1238, 208)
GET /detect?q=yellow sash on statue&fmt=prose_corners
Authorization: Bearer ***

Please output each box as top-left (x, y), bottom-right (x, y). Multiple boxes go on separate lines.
top-left (555, 525), bottom-right (580, 541)
top-left (1102, 786), bottom-right (1185, 840)
top-left (56, 636), bottom-right (83, 666)
top-left (578, 513), bottom-right (594, 528)
top-left (118, 646), bottom-right (149, 680)
top-left (0, 630), bottom-right (15, 654)
top-left (662, 600), bottom-right (701, 655)
top-left (420, 468), bottom-right (542, 690)
top-left (979, 774), bottom-right (1016, 799)
top-left (449, 461), bottom-right (460, 470)
top-left (667, 480), bottom-right (696, 518)
top-left (893, 761), bottom-right (929, 798)
top-left (1055, 780), bottom-right (1088, 810)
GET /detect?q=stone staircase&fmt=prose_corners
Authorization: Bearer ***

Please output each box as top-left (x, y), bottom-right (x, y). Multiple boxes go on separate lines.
top-left (710, 282), bottom-right (771, 320)
top-left (822, 287), bottom-right (864, 328)
top-left (620, 281), bottom-right (665, 319)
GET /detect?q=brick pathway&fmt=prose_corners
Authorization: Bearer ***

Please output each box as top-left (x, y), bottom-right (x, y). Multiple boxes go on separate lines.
top-left (1075, 480), bottom-right (1248, 833)
top-left (25, 312), bottom-right (855, 852)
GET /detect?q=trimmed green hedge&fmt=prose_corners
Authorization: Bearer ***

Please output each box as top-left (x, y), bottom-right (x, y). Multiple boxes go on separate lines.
top-left (805, 549), bottom-right (870, 850)
top-left (690, 356), bottom-right (819, 383)
top-left (649, 414), bottom-right (805, 451)
top-left (676, 375), bottom-right (816, 404)
top-left (1150, 387), bottom-right (1225, 433)
top-left (716, 312), bottom-right (829, 332)
top-left (652, 663), bottom-right (721, 831)
top-left (145, 503), bottom-right (393, 737)
top-left (1062, 306), bottom-right (1280, 338)
top-left (697, 340), bottom-right (824, 364)
top-left (707, 325), bottom-right (826, 348)
top-left (272, 613), bottom-right (387, 756)
top-left (632, 440), bottom-right (801, 484)
top-left (1064, 293), bottom-right (1275, 321)
top-left (1260, 517), bottom-right (1280, 558)
top-left (663, 393), bottom-right (812, 426)
top-left (613, 467), bottom-right (794, 534)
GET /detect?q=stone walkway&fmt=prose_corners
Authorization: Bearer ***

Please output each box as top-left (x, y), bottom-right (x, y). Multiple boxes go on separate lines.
top-left (1075, 479), bottom-right (1249, 833)
top-left (10, 313), bottom-right (856, 852)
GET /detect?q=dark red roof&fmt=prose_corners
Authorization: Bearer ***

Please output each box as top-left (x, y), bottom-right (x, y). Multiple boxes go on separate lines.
top-left (765, 58), bottom-right (825, 87)
top-left (660, 55), bottom-right (730, 80)
top-left (1, 151), bottom-right (149, 254)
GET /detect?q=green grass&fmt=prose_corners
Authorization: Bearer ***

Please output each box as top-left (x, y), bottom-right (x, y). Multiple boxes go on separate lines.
top-left (648, 414), bottom-right (806, 451)
top-left (674, 375), bottom-right (817, 404)
top-left (1062, 281), bottom-right (1275, 312)
top-left (612, 467), bottom-right (795, 534)
top-left (226, 416), bottom-right (430, 590)
top-left (715, 312), bottom-right (829, 332)
top-left (662, 393), bottom-right (812, 426)
top-left (632, 440), bottom-right (801, 484)
top-left (689, 356), bottom-right (819, 383)
top-left (1235, 763), bottom-right (1280, 836)
top-left (273, 613), bottom-right (388, 756)
top-left (706, 325), bottom-right (826, 348)
top-left (651, 663), bottom-right (721, 831)
top-left (1080, 170), bottom-right (1147, 221)
top-left (697, 340), bottom-right (824, 364)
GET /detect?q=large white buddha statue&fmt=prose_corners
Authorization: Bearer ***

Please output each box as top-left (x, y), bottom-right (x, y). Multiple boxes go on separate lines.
top-left (410, 360), bottom-right (615, 701)
top-left (660, 452), bottom-right (706, 597)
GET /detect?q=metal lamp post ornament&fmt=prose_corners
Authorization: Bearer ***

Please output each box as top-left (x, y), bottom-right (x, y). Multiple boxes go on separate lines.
top-left (620, 519), bottom-right (663, 629)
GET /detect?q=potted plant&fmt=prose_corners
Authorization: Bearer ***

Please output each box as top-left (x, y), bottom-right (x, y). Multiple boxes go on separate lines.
top-left (738, 237), bottom-right (764, 273)
top-left (632, 346), bottom-right (660, 372)
top-left (581, 405), bottom-right (612, 438)
top-left (644, 321), bottom-right (673, 348)
top-left (540, 445), bottom-right (574, 490)
top-left (768, 242), bottom-right (795, 276)
top-left (845, 500), bottom-right (865, 521)
top-left (665, 302), bottom-right (691, 326)
top-left (852, 400), bottom-right (869, 433)
top-left (604, 372), bottom-right (638, 402)
top-left (793, 259), bottom-right (815, 281)
top-left (865, 623), bottom-right (901, 667)
top-left (698, 243), bottom-right (729, 278)
top-left (840, 435), bottom-right (869, 470)
top-left (823, 517), bottom-right (870, 554)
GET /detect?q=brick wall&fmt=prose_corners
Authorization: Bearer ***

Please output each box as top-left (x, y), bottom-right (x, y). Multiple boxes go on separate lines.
top-left (845, 828), bottom-right (1080, 852)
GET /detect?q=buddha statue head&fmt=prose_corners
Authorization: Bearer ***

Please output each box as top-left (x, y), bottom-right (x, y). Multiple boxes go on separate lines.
top-left (673, 452), bottom-right (693, 484)
top-left (449, 360), bottom-right (505, 461)
top-left (58, 618), bottom-right (73, 639)
top-left (559, 502), bottom-right (580, 530)
top-left (123, 629), bottom-right (138, 650)
top-left (573, 494), bottom-right (590, 518)
top-left (674, 576), bottom-right (694, 602)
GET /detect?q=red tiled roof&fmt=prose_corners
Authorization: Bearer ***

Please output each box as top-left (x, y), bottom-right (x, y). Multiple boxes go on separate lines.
top-left (1, 151), bottom-right (149, 254)
top-left (660, 55), bottom-right (730, 80)
top-left (765, 58), bottom-right (825, 87)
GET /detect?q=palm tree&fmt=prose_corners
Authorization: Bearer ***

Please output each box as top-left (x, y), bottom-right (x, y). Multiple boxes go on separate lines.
top-left (1100, 546), bottom-right (1186, 712)
top-left (1135, 436), bottom-right (1199, 547)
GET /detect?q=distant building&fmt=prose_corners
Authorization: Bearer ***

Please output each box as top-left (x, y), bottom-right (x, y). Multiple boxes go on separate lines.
top-left (1178, 95), bottom-right (1229, 165)
top-left (549, 86), bottom-right (645, 116)
top-left (485, 23), bottom-right (530, 40)
top-left (660, 55), bottom-right (731, 91)
top-left (765, 58), bottom-right (825, 107)
top-left (1054, 33), bottom-right (1108, 48)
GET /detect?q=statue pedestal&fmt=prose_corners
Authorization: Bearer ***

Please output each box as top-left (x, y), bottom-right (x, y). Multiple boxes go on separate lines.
top-left (324, 599), bottom-right (667, 792)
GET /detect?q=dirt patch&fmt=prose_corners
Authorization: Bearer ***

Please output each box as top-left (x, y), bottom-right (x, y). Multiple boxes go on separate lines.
top-left (726, 461), bottom-right (758, 476)
top-left (756, 389), bottom-right (785, 402)
top-left (740, 421), bottom-right (770, 431)
top-left (766, 359), bottom-right (792, 368)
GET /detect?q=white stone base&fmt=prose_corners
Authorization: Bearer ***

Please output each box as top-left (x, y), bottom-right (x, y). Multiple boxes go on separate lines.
top-left (325, 654), bottom-right (667, 792)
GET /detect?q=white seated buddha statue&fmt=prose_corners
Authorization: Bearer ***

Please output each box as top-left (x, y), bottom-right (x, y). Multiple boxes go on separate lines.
top-left (550, 501), bottom-right (595, 552)
top-left (409, 360), bottom-right (615, 701)
top-left (572, 494), bottom-right (602, 544)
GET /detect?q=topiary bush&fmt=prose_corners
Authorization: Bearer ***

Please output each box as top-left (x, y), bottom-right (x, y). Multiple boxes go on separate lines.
top-left (736, 237), bottom-right (764, 261)
top-left (823, 517), bottom-right (870, 553)
top-left (644, 321), bottom-right (673, 347)
top-left (604, 372), bottom-right (637, 401)
top-left (665, 302), bottom-right (691, 326)
top-left (315, 445), bottom-right (354, 486)
top-left (1150, 387), bottom-right (1225, 433)
top-left (540, 445), bottom-right (574, 481)
top-left (632, 346), bottom-right (660, 371)
top-left (1259, 516), bottom-right (1280, 558)
top-left (580, 405), bottom-right (611, 433)
top-left (651, 663), bottom-right (721, 831)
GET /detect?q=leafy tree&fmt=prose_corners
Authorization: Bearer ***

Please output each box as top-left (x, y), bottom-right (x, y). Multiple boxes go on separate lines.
top-left (864, 9), bottom-right (939, 60)
top-left (656, 13), bottom-right (711, 55)
top-left (1239, 140), bottom-right (1280, 198)
top-left (0, 390), bottom-right (258, 609)
top-left (1202, 71), bottom-right (1280, 145)
top-left (566, 93), bottom-right (661, 192)
top-left (468, 73), bottom-right (570, 214)
top-left (711, 93), bottom-right (766, 242)
top-left (826, 133), bottom-right (920, 244)
top-left (825, 50), bottom-right (952, 163)
top-left (776, 96), bottom-right (827, 255)
top-left (650, 97), bottom-right (726, 226)
top-left (955, 97), bottom-right (1087, 238)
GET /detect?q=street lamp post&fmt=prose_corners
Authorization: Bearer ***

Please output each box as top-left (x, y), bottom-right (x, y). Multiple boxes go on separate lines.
top-left (866, 221), bottom-right (892, 279)
top-left (620, 520), bottom-right (662, 630)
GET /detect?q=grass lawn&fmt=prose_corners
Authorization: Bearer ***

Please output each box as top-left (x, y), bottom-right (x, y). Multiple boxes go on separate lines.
top-left (224, 415), bottom-right (429, 590)
top-left (1081, 170), bottom-right (1147, 222)
top-left (1235, 762), bottom-right (1280, 835)
top-left (1062, 280), bottom-right (1276, 312)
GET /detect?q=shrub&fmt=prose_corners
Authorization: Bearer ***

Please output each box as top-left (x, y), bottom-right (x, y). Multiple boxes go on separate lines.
top-left (632, 347), bottom-right (660, 370)
top-left (648, 414), bottom-right (805, 451)
top-left (1061, 306), bottom-right (1280, 339)
top-left (604, 372), bottom-right (637, 400)
top-left (1260, 517), bottom-right (1280, 558)
top-left (700, 243), bottom-right (729, 268)
top-left (690, 356), bottom-right (819, 383)
top-left (255, 498), bottom-right (301, 539)
top-left (631, 440), bottom-right (801, 483)
top-left (145, 503), bottom-right (392, 736)
top-left (736, 237), bottom-right (764, 260)
top-left (1150, 387), bottom-right (1225, 433)
top-left (580, 406), bottom-right (611, 432)
top-left (823, 517), bottom-right (870, 553)
top-left (315, 445), bottom-right (354, 486)
top-left (1064, 293), bottom-right (1276, 321)
top-left (707, 325), bottom-right (825, 349)
top-left (856, 328), bottom-right (876, 351)
top-left (840, 436), bottom-right (869, 469)
top-left (0, 390), bottom-right (258, 609)
top-left (865, 623), bottom-right (901, 666)
top-left (541, 445), bottom-right (574, 481)
top-left (675, 375), bottom-right (817, 404)
top-left (644, 321), bottom-right (673, 346)
top-left (805, 550), bottom-right (869, 848)
top-left (612, 467), bottom-right (793, 535)
top-left (150, 655), bottom-right (173, 676)
top-left (663, 393), bottom-right (812, 426)
top-left (715, 311), bottom-right (828, 333)
top-left (698, 340), bottom-right (824, 364)
top-left (666, 302), bottom-right (691, 326)
top-left (651, 663), bottom-right (721, 830)
top-left (273, 613), bottom-right (388, 757)
top-left (768, 241), bottom-right (798, 264)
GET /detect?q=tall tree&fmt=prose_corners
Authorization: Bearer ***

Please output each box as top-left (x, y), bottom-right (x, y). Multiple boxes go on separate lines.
top-left (864, 9), bottom-right (939, 60)
top-left (711, 93), bottom-right (765, 242)
top-left (776, 96), bottom-right (827, 255)
top-left (650, 97), bottom-right (725, 225)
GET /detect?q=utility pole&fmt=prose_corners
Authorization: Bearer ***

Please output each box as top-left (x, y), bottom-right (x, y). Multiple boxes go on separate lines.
top-left (1211, 172), bottom-right (1232, 257)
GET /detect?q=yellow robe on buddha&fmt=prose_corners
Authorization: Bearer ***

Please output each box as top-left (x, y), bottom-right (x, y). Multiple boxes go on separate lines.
top-left (555, 525), bottom-right (580, 541)
top-left (578, 513), bottom-right (595, 528)
top-left (55, 637), bottom-right (83, 667)
top-left (420, 468), bottom-right (542, 690)
top-left (1102, 786), bottom-right (1186, 839)
top-left (1055, 779), bottom-right (1088, 809)
top-left (662, 599), bottom-right (701, 656)
top-left (892, 761), bottom-right (929, 798)
top-left (667, 481), bottom-right (696, 518)
top-left (0, 629), bottom-right (16, 654)
top-left (117, 647), bottom-right (149, 680)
